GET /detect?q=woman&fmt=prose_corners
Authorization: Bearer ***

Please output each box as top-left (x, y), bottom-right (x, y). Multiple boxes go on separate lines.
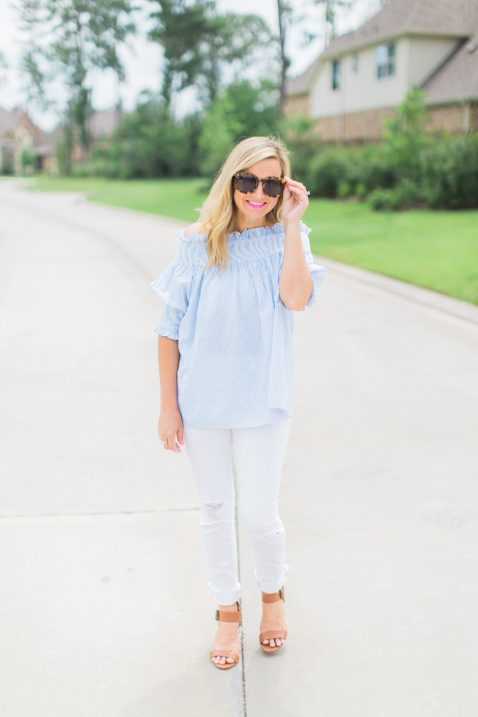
top-left (150, 135), bottom-right (326, 669)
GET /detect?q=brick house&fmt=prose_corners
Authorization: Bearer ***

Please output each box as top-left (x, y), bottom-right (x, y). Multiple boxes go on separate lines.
top-left (0, 106), bottom-right (54, 173)
top-left (284, 0), bottom-right (478, 142)
top-left (0, 106), bottom-right (122, 174)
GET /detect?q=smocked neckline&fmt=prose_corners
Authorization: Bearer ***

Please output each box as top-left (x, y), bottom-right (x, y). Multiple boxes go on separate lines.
top-left (178, 220), bottom-right (310, 243)
top-left (227, 221), bottom-right (284, 240)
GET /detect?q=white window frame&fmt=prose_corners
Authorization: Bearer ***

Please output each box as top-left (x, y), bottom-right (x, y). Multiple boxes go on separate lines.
top-left (376, 42), bottom-right (395, 78)
top-left (331, 59), bottom-right (341, 90)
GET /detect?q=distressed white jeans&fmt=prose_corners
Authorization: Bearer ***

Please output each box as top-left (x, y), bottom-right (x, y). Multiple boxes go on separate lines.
top-left (183, 414), bottom-right (293, 605)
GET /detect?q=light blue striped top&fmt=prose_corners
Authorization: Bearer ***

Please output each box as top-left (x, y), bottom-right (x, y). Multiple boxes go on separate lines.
top-left (150, 220), bottom-right (326, 429)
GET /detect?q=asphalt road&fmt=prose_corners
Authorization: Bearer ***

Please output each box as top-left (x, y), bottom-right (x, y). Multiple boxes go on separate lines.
top-left (1, 178), bottom-right (477, 717)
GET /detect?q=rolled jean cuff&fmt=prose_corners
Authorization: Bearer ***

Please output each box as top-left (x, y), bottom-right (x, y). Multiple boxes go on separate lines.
top-left (213, 588), bottom-right (242, 605)
top-left (254, 561), bottom-right (290, 593)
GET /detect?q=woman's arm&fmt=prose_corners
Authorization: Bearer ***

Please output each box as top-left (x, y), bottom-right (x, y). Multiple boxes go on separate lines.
top-left (158, 335), bottom-right (180, 408)
top-left (157, 336), bottom-right (184, 452)
top-left (279, 219), bottom-right (314, 310)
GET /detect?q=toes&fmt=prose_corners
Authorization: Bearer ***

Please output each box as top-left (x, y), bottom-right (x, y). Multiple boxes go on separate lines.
top-left (262, 639), bottom-right (269, 644)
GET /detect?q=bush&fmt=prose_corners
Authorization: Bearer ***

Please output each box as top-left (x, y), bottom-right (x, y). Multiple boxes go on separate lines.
top-left (382, 87), bottom-right (432, 182)
top-left (348, 144), bottom-right (397, 194)
top-left (420, 133), bottom-right (478, 209)
top-left (369, 178), bottom-right (426, 211)
top-left (308, 146), bottom-right (350, 197)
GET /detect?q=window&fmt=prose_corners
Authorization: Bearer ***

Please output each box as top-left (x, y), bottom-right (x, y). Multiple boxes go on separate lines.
top-left (351, 52), bottom-right (359, 73)
top-left (331, 59), bottom-right (341, 90)
top-left (376, 43), bottom-right (395, 78)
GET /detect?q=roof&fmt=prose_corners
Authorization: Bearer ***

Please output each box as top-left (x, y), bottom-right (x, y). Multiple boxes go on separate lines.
top-left (284, 58), bottom-right (321, 96)
top-left (421, 27), bottom-right (478, 103)
top-left (322, 0), bottom-right (473, 59)
top-left (286, 0), bottom-right (478, 97)
top-left (88, 108), bottom-right (122, 138)
top-left (0, 106), bottom-right (23, 135)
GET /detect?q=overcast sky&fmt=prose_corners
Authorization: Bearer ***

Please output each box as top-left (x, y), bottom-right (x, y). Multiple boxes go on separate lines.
top-left (0, 0), bottom-right (382, 131)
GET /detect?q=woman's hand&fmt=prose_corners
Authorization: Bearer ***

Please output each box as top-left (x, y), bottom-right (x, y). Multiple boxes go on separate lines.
top-left (158, 406), bottom-right (185, 453)
top-left (281, 175), bottom-right (310, 223)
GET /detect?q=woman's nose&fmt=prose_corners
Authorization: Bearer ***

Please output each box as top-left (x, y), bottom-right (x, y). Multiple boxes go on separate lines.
top-left (251, 183), bottom-right (266, 199)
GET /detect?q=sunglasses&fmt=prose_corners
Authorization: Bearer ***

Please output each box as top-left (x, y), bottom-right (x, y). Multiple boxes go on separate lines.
top-left (233, 171), bottom-right (286, 198)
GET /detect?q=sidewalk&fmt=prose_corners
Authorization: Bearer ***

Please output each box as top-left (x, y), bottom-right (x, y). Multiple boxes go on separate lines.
top-left (1, 179), bottom-right (477, 716)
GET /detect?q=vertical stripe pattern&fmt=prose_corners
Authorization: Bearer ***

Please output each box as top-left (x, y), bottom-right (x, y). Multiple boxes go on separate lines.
top-left (150, 221), bottom-right (326, 429)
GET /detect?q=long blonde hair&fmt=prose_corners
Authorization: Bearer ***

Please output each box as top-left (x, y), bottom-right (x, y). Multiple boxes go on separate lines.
top-left (195, 135), bottom-right (291, 272)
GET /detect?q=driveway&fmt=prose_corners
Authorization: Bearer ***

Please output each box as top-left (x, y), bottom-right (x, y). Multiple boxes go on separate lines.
top-left (1, 178), bottom-right (477, 716)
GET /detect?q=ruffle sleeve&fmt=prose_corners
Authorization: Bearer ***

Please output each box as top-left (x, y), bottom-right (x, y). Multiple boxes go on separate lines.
top-left (300, 226), bottom-right (327, 310)
top-left (275, 223), bottom-right (327, 310)
top-left (150, 241), bottom-right (194, 340)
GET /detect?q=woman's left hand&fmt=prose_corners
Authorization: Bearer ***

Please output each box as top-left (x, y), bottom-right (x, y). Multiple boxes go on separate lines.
top-left (281, 175), bottom-right (310, 222)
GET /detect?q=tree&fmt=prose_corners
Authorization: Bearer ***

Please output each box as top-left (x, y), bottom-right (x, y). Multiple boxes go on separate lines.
top-left (198, 78), bottom-right (280, 177)
top-left (0, 51), bottom-right (7, 87)
top-left (16, 0), bottom-right (137, 173)
top-left (276, 0), bottom-right (293, 117)
top-left (148, 0), bottom-right (274, 111)
top-left (274, 0), bottom-right (356, 116)
top-left (382, 87), bottom-right (431, 180)
top-left (309, 0), bottom-right (356, 48)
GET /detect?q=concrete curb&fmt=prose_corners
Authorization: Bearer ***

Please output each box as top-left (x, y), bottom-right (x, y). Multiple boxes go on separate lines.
top-left (312, 254), bottom-right (478, 327)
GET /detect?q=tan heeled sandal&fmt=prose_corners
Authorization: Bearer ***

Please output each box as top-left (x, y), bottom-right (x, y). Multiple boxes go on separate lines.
top-left (259, 585), bottom-right (287, 654)
top-left (210, 600), bottom-right (242, 670)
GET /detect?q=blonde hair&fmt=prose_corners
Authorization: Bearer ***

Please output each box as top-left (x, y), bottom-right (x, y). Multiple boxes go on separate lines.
top-left (195, 135), bottom-right (291, 272)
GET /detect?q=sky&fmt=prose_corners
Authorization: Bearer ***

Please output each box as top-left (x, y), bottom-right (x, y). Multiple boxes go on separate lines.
top-left (0, 0), bottom-right (382, 131)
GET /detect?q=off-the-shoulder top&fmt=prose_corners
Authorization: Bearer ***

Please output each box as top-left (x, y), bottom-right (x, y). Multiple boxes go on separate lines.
top-left (150, 220), bottom-right (326, 429)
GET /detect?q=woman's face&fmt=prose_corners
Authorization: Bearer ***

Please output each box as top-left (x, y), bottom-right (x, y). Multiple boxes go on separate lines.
top-left (232, 157), bottom-right (283, 226)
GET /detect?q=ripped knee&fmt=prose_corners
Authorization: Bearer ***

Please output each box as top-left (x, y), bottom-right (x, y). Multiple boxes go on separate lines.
top-left (201, 500), bottom-right (227, 523)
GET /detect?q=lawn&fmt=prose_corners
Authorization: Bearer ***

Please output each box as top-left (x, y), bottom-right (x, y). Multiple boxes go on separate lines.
top-left (26, 175), bottom-right (478, 305)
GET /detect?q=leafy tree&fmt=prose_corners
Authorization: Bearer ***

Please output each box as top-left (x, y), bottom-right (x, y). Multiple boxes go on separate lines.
top-left (148, 0), bottom-right (274, 110)
top-left (197, 78), bottom-right (280, 177)
top-left (313, 0), bottom-right (356, 45)
top-left (86, 91), bottom-right (202, 179)
top-left (275, 1), bottom-right (293, 117)
top-left (16, 0), bottom-right (137, 173)
top-left (382, 87), bottom-right (431, 181)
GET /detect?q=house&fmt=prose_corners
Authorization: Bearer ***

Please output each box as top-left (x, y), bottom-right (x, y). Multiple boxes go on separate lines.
top-left (0, 106), bottom-right (122, 174)
top-left (0, 106), bottom-right (54, 174)
top-left (284, 0), bottom-right (478, 142)
top-left (71, 107), bottom-right (123, 162)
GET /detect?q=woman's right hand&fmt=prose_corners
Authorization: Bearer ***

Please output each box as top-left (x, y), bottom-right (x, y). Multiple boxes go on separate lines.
top-left (158, 406), bottom-right (185, 453)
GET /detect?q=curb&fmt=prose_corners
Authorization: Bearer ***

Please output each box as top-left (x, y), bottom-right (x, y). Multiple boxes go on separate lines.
top-left (314, 254), bottom-right (478, 327)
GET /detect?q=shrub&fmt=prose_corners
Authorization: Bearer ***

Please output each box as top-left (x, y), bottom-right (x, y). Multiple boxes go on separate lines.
top-left (308, 146), bottom-right (349, 197)
top-left (382, 87), bottom-right (432, 182)
top-left (369, 178), bottom-right (426, 211)
top-left (420, 133), bottom-right (478, 209)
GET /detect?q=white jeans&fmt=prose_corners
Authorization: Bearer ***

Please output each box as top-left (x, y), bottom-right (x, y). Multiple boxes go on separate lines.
top-left (183, 414), bottom-right (293, 605)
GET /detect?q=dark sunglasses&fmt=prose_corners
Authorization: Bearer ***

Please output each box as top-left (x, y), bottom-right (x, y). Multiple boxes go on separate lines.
top-left (233, 171), bottom-right (286, 198)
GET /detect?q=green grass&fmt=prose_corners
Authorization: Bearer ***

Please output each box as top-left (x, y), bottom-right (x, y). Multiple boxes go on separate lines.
top-left (24, 175), bottom-right (478, 305)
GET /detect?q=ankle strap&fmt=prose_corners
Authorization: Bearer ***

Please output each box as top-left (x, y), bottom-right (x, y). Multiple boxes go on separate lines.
top-left (215, 600), bottom-right (242, 624)
top-left (262, 586), bottom-right (285, 603)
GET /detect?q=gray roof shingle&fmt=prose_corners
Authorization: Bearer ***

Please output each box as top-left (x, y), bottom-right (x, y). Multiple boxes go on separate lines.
top-left (286, 0), bottom-right (478, 99)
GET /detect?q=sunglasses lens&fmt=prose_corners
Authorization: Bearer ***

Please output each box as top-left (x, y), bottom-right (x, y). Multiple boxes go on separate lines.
top-left (263, 179), bottom-right (283, 197)
top-left (235, 173), bottom-right (257, 193)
